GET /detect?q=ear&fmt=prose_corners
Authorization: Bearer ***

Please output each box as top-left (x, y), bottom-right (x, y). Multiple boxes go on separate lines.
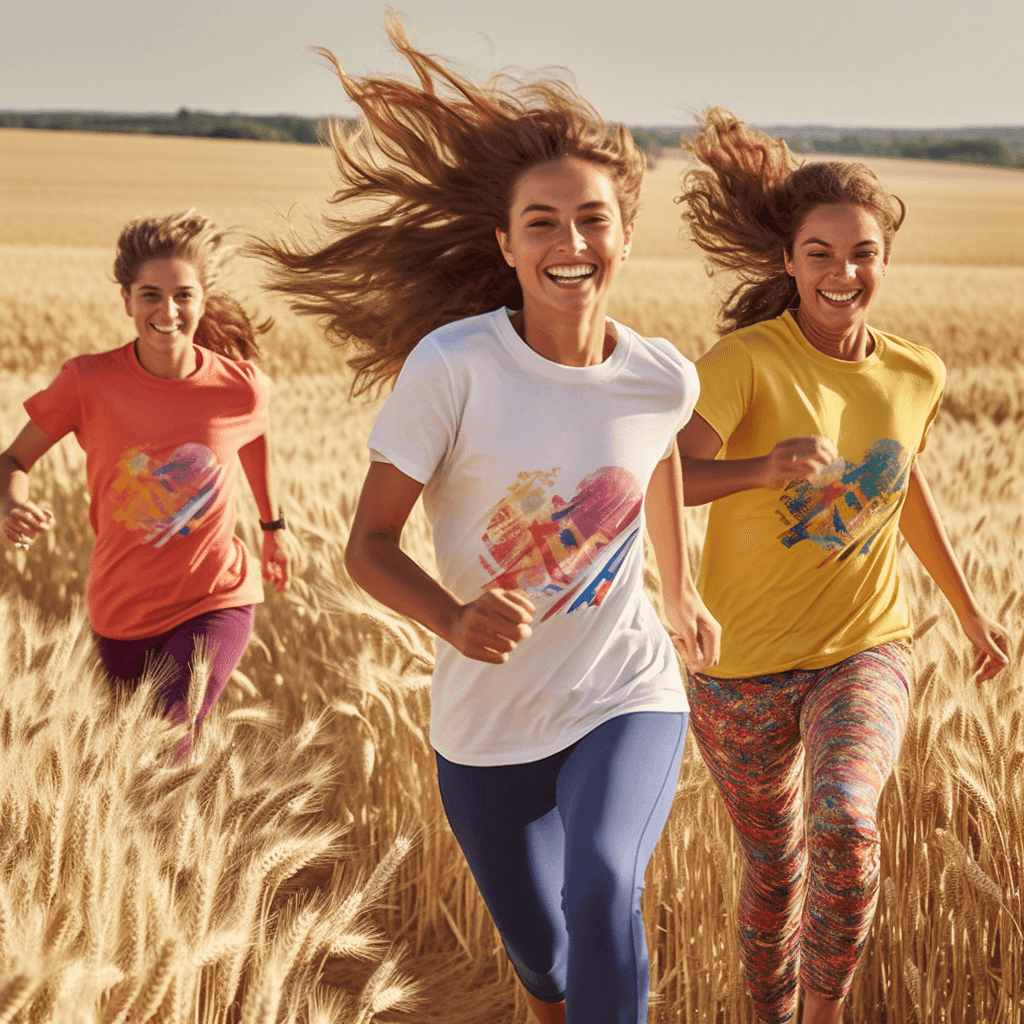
top-left (881, 250), bottom-right (890, 276)
top-left (621, 221), bottom-right (635, 261)
top-left (783, 249), bottom-right (795, 276)
top-left (121, 286), bottom-right (133, 316)
top-left (495, 227), bottom-right (515, 268)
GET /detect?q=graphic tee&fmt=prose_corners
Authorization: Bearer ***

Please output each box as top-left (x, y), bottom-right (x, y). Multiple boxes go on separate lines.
top-left (368, 308), bottom-right (700, 766)
top-left (694, 310), bottom-right (945, 678)
top-left (26, 343), bottom-right (269, 639)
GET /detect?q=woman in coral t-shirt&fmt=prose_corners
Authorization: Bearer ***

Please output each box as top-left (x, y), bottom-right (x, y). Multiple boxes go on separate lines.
top-left (0, 211), bottom-right (289, 742)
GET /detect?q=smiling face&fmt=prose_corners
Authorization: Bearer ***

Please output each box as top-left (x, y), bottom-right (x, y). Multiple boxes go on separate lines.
top-left (122, 257), bottom-right (206, 369)
top-left (495, 157), bottom-right (633, 322)
top-left (784, 203), bottom-right (889, 336)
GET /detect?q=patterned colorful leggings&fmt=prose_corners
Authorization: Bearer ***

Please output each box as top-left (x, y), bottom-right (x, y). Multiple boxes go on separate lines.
top-left (688, 642), bottom-right (911, 1024)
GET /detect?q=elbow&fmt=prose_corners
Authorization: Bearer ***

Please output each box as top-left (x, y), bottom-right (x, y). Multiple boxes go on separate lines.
top-left (344, 536), bottom-right (367, 588)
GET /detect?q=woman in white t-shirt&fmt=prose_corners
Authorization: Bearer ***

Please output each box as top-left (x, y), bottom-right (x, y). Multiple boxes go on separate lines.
top-left (259, 18), bottom-right (720, 1024)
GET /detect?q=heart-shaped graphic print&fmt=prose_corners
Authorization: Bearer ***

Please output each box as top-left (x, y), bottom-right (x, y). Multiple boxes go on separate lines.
top-left (110, 443), bottom-right (223, 547)
top-left (479, 466), bottom-right (642, 619)
top-left (776, 438), bottom-right (909, 566)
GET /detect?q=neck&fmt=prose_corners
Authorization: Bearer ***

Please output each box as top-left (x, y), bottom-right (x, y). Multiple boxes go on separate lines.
top-left (135, 341), bottom-right (199, 380)
top-left (511, 303), bottom-right (614, 367)
top-left (794, 310), bottom-right (874, 361)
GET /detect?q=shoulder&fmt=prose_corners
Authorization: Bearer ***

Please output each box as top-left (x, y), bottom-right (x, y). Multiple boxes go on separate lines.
top-left (417, 309), bottom-right (506, 357)
top-left (203, 349), bottom-right (272, 395)
top-left (871, 327), bottom-right (946, 389)
top-left (399, 309), bottom-right (507, 383)
top-left (620, 325), bottom-right (699, 393)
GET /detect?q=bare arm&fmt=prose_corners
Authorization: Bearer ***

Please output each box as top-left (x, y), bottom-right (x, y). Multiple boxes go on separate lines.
top-left (644, 445), bottom-right (720, 671)
top-left (238, 431), bottom-right (289, 591)
top-left (346, 460), bottom-right (535, 664)
top-left (899, 462), bottom-right (1010, 681)
top-left (676, 413), bottom-right (838, 506)
top-left (1, 421), bottom-right (56, 549)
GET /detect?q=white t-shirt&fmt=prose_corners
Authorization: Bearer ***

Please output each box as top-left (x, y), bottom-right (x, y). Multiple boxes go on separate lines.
top-left (368, 308), bottom-right (699, 766)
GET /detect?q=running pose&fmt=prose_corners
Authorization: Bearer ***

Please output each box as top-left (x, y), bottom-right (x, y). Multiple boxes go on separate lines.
top-left (1, 211), bottom-right (289, 745)
top-left (259, 19), bottom-right (719, 1024)
top-left (675, 109), bottom-right (1010, 1024)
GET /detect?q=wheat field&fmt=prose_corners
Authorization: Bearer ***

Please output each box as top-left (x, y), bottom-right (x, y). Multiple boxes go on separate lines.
top-left (0, 128), bottom-right (1022, 1023)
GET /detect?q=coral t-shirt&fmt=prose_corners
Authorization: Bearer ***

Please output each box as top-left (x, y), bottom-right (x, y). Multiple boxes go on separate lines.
top-left (694, 311), bottom-right (945, 678)
top-left (25, 343), bottom-right (269, 639)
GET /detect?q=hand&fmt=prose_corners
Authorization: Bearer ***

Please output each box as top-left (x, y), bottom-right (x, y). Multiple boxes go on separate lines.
top-left (449, 588), bottom-right (535, 664)
top-left (666, 590), bottom-right (722, 673)
top-left (960, 610), bottom-right (1011, 682)
top-left (261, 530), bottom-right (292, 592)
top-left (2, 499), bottom-right (53, 551)
top-left (761, 435), bottom-right (839, 490)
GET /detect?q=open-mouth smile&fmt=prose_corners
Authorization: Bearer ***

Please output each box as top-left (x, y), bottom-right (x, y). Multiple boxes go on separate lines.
top-left (545, 264), bottom-right (597, 284)
top-left (818, 289), bottom-right (861, 304)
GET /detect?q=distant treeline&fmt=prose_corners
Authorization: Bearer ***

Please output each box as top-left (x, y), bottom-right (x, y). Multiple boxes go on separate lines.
top-left (634, 126), bottom-right (1024, 169)
top-left (0, 108), bottom-right (341, 145)
top-left (2, 109), bottom-right (1022, 170)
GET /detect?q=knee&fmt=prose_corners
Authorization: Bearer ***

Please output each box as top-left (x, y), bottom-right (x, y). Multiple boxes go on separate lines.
top-left (505, 942), bottom-right (566, 1004)
top-left (810, 794), bottom-right (882, 878)
top-left (563, 853), bottom-right (635, 928)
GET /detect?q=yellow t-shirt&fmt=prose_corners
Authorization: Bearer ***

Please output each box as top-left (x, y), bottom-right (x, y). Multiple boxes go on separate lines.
top-left (694, 310), bottom-right (945, 678)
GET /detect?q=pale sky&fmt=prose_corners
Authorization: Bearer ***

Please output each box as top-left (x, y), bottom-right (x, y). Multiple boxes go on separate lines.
top-left (1, 0), bottom-right (1021, 128)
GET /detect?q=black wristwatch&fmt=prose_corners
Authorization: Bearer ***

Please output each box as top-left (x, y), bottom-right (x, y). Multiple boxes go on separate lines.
top-left (259, 515), bottom-right (287, 531)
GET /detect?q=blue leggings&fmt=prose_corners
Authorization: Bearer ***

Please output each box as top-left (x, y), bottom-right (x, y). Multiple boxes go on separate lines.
top-left (435, 711), bottom-right (688, 1024)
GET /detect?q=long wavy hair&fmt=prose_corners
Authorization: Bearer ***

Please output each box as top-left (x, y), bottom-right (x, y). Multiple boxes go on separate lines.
top-left (678, 108), bottom-right (906, 334)
top-left (115, 210), bottom-right (266, 361)
top-left (254, 13), bottom-right (645, 395)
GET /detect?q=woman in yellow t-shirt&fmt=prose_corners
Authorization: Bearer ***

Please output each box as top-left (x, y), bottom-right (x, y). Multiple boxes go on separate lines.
top-left (675, 109), bottom-right (1010, 1024)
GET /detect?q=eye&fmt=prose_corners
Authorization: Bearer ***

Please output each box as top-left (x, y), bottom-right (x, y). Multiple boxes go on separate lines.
top-left (527, 218), bottom-right (554, 229)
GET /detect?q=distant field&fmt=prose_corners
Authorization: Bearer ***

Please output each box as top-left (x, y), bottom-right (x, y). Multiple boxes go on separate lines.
top-left (0, 128), bottom-right (1022, 1023)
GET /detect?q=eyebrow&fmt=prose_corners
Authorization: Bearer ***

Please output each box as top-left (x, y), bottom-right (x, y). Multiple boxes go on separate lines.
top-left (519, 200), bottom-right (612, 215)
top-left (800, 236), bottom-right (879, 247)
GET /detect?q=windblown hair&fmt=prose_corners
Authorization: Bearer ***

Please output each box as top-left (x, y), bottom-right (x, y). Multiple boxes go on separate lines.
top-left (115, 209), bottom-right (266, 361)
top-left (678, 107), bottom-right (906, 334)
top-left (254, 13), bottom-right (645, 395)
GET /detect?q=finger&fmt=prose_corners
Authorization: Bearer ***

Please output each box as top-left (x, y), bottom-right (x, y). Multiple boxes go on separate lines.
top-left (492, 588), bottom-right (537, 621)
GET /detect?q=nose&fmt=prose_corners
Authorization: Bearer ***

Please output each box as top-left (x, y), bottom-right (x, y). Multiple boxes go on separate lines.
top-left (558, 221), bottom-right (586, 255)
top-left (157, 296), bottom-right (178, 322)
top-left (837, 260), bottom-right (857, 279)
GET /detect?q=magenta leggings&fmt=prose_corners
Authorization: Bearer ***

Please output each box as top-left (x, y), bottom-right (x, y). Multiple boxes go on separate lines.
top-left (687, 641), bottom-right (911, 1024)
top-left (95, 605), bottom-right (255, 735)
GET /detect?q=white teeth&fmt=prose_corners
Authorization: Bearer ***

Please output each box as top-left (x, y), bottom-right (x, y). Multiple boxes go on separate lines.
top-left (546, 264), bottom-right (596, 281)
top-left (820, 290), bottom-right (858, 302)
top-left (151, 324), bottom-right (180, 334)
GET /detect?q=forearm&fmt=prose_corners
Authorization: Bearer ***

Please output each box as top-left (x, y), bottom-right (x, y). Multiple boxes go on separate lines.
top-left (899, 464), bottom-right (980, 622)
top-left (645, 449), bottom-right (700, 604)
top-left (238, 434), bottom-right (280, 522)
top-left (345, 531), bottom-right (464, 644)
top-left (0, 454), bottom-right (30, 513)
top-left (678, 454), bottom-right (771, 507)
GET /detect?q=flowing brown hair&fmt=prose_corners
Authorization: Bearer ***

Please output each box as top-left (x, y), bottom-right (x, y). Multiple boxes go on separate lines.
top-left (677, 107), bottom-right (907, 334)
top-left (254, 13), bottom-right (645, 395)
top-left (115, 209), bottom-right (266, 361)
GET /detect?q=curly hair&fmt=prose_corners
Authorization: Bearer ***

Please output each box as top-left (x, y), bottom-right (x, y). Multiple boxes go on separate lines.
top-left (114, 209), bottom-right (266, 361)
top-left (677, 108), bottom-right (906, 334)
top-left (253, 13), bottom-right (645, 395)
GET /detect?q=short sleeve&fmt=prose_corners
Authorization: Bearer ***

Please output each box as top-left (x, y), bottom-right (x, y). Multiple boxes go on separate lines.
top-left (23, 361), bottom-right (83, 444)
top-left (693, 334), bottom-right (755, 446)
top-left (367, 337), bottom-right (462, 486)
top-left (662, 356), bottom-right (701, 460)
top-left (916, 353), bottom-right (947, 455)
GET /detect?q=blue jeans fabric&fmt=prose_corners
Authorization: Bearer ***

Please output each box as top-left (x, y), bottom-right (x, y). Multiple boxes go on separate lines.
top-left (435, 710), bottom-right (688, 1024)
